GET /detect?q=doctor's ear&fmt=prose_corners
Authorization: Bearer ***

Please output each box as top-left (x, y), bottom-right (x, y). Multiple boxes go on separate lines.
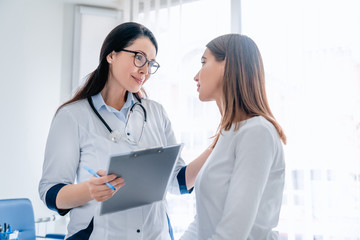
top-left (107, 51), bottom-right (115, 64)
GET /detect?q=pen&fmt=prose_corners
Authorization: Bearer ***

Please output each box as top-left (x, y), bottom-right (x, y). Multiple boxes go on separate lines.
top-left (84, 166), bottom-right (116, 190)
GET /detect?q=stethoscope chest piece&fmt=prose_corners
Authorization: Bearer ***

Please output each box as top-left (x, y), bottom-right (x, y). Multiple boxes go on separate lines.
top-left (88, 95), bottom-right (146, 145)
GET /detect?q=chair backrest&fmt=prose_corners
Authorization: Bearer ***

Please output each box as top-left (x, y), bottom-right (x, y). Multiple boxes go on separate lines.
top-left (0, 198), bottom-right (36, 240)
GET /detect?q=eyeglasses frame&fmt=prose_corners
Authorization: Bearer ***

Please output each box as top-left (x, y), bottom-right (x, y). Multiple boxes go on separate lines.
top-left (121, 49), bottom-right (160, 74)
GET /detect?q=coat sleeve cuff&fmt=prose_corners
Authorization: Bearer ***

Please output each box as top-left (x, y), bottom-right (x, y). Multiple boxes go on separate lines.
top-left (177, 166), bottom-right (193, 194)
top-left (45, 183), bottom-right (71, 216)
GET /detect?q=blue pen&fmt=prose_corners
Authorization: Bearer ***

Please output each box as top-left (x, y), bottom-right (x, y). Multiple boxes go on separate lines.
top-left (84, 166), bottom-right (116, 190)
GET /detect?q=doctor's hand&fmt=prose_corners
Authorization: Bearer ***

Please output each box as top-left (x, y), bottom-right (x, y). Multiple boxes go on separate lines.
top-left (87, 170), bottom-right (125, 202)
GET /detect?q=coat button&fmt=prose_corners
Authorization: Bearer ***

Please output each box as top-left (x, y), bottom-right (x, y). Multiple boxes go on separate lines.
top-left (137, 229), bottom-right (140, 233)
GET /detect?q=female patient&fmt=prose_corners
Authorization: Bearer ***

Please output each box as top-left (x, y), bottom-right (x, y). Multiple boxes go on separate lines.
top-left (181, 34), bottom-right (286, 239)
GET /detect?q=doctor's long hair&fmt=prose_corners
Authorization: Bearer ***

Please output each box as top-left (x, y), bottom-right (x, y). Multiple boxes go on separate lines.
top-left (58, 22), bottom-right (158, 111)
top-left (208, 34), bottom-right (286, 146)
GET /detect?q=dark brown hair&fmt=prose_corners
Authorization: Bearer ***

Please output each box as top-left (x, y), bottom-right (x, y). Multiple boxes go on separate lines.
top-left (207, 34), bottom-right (286, 145)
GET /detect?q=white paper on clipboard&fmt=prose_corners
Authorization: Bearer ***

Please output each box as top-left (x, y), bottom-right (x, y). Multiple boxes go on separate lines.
top-left (100, 144), bottom-right (183, 215)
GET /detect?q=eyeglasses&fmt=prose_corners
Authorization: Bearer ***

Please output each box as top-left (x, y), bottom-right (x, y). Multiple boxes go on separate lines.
top-left (121, 49), bottom-right (160, 74)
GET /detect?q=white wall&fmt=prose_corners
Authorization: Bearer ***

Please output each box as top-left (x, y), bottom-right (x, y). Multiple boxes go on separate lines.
top-left (0, 0), bottom-right (128, 223)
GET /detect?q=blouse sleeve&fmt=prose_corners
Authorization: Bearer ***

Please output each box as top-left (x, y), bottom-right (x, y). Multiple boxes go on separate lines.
top-left (38, 107), bottom-right (80, 215)
top-left (209, 125), bottom-right (276, 239)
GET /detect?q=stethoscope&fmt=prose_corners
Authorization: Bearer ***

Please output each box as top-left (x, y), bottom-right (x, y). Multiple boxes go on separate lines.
top-left (87, 94), bottom-right (147, 144)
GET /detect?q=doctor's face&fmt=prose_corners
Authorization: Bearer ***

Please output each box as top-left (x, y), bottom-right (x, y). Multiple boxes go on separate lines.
top-left (106, 37), bottom-right (157, 93)
top-left (194, 48), bottom-right (225, 103)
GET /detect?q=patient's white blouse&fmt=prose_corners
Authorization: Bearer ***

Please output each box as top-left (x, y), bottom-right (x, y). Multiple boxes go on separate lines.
top-left (181, 116), bottom-right (285, 240)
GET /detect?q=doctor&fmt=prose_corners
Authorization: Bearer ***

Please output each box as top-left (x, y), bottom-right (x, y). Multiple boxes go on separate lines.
top-left (39, 22), bottom-right (211, 240)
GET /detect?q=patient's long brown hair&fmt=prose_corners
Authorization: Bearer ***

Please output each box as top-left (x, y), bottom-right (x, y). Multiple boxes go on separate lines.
top-left (207, 34), bottom-right (286, 146)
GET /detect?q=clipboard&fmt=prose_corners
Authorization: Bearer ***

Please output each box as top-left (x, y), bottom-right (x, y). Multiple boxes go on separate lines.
top-left (100, 144), bottom-right (183, 215)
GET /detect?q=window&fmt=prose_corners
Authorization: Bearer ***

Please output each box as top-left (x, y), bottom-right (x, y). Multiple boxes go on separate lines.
top-left (242, 0), bottom-right (360, 238)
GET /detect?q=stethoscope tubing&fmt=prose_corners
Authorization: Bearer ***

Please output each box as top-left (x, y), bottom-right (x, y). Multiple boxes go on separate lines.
top-left (88, 96), bottom-right (113, 133)
top-left (87, 94), bottom-right (147, 135)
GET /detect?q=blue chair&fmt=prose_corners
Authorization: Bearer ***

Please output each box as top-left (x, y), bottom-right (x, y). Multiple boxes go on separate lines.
top-left (0, 198), bottom-right (65, 240)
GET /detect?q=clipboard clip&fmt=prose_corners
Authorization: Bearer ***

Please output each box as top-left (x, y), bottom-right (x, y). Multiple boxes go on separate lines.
top-left (130, 146), bottom-right (163, 158)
